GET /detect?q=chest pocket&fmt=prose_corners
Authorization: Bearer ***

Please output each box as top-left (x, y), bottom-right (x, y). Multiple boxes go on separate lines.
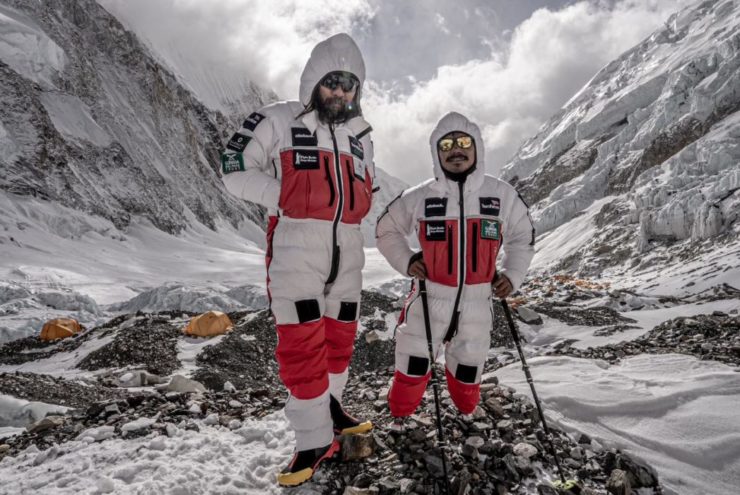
top-left (418, 219), bottom-right (458, 287)
top-left (341, 135), bottom-right (372, 224)
top-left (278, 127), bottom-right (336, 221)
top-left (466, 218), bottom-right (501, 284)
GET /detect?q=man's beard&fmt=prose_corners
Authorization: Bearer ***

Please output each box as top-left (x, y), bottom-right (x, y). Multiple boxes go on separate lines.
top-left (317, 96), bottom-right (356, 124)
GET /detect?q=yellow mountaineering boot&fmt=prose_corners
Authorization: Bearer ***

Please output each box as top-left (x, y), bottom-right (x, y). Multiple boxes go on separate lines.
top-left (277, 439), bottom-right (340, 487)
top-left (330, 395), bottom-right (373, 435)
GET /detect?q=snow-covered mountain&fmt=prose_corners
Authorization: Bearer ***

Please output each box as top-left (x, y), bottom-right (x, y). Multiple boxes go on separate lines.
top-left (503, 0), bottom-right (740, 294)
top-left (0, 0), bottom-right (272, 237)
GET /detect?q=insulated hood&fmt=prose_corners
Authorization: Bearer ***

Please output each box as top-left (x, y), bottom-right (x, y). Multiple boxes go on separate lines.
top-left (299, 33), bottom-right (366, 107)
top-left (429, 112), bottom-right (486, 192)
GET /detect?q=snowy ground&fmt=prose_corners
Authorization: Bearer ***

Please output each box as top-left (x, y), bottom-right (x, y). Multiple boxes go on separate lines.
top-left (494, 354), bottom-right (740, 495)
top-left (0, 410), bottom-right (307, 495)
top-left (2, 192), bottom-right (739, 494)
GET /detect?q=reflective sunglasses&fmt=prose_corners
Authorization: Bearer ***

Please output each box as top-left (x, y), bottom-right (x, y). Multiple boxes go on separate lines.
top-left (438, 135), bottom-right (473, 152)
top-left (320, 72), bottom-right (359, 92)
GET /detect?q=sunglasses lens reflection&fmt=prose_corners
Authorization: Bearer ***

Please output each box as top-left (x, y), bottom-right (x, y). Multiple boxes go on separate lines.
top-left (438, 136), bottom-right (472, 151)
top-left (438, 138), bottom-right (454, 151)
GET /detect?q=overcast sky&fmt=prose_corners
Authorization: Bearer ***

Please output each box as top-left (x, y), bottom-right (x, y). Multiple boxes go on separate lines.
top-left (98, 0), bottom-right (694, 184)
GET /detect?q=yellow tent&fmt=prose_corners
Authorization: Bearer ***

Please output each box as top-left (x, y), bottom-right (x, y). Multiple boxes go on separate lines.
top-left (40, 318), bottom-right (82, 341)
top-left (183, 311), bottom-right (233, 337)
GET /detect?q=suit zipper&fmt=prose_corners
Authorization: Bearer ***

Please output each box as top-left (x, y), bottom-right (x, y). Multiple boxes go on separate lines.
top-left (443, 181), bottom-right (466, 343)
top-left (447, 225), bottom-right (453, 275)
top-left (327, 124), bottom-right (344, 284)
top-left (346, 159), bottom-right (355, 210)
top-left (324, 156), bottom-right (335, 206)
top-left (472, 222), bottom-right (478, 272)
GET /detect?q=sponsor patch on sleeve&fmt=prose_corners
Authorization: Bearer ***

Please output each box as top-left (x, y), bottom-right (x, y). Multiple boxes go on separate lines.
top-left (348, 136), bottom-right (364, 160)
top-left (293, 149), bottom-right (320, 170)
top-left (226, 132), bottom-right (251, 152)
top-left (480, 219), bottom-right (500, 240)
top-left (291, 127), bottom-right (318, 147)
top-left (425, 221), bottom-right (447, 241)
top-left (242, 112), bottom-right (266, 132)
top-left (479, 197), bottom-right (500, 216)
top-left (221, 152), bottom-right (245, 174)
top-left (424, 197), bottom-right (448, 217)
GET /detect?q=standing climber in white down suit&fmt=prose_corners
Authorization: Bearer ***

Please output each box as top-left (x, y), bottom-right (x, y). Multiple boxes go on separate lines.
top-left (220, 33), bottom-right (375, 487)
top-left (376, 112), bottom-right (535, 420)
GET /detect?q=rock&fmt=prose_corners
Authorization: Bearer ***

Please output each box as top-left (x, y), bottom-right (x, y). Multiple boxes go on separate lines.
top-left (496, 419), bottom-right (513, 431)
top-left (516, 306), bottom-right (544, 325)
top-left (513, 442), bottom-right (538, 459)
top-left (157, 375), bottom-right (206, 394)
top-left (77, 425), bottom-right (115, 442)
top-left (577, 433), bottom-right (592, 445)
top-left (26, 416), bottom-right (65, 434)
top-left (424, 454), bottom-right (445, 478)
top-left (165, 424), bottom-right (179, 437)
top-left (399, 478), bottom-right (414, 493)
top-left (223, 381), bottom-right (236, 392)
top-left (536, 484), bottom-right (559, 495)
top-left (341, 433), bottom-right (375, 461)
top-left (118, 370), bottom-right (166, 387)
top-left (570, 446), bottom-right (585, 460)
top-left (462, 443), bottom-right (479, 460)
top-left (484, 397), bottom-right (506, 418)
top-left (465, 436), bottom-right (485, 449)
top-left (618, 454), bottom-right (658, 488)
top-left (203, 413), bottom-right (219, 426)
top-left (343, 487), bottom-right (378, 495)
top-left (513, 454), bottom-right (532, 473)
top-left (378, 387), bottom-right (390, 401)
top-left (606, 469), bottom-right (631, 495)
top-left (472, 405), bottom-right (488, 420)
top-left (121, 416), bottom-right (157, 434)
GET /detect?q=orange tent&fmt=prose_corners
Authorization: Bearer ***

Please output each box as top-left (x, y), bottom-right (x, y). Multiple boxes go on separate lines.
top-left (183, 311), bottom-right (233, 337)
top-left (40, 318), bottom-right (82, 341)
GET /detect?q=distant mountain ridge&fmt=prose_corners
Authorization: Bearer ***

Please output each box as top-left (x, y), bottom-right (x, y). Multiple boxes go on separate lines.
top-left (502, 0), bottom-right (740, 288)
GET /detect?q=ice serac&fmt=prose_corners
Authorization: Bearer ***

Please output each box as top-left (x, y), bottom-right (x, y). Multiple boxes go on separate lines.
top-left (0, 0), bottom-right (271, 237)
top-left (502, 0), bottom-right (740, 284)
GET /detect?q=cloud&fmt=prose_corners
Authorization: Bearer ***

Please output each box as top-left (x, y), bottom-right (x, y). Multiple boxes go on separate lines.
top-left (364, 0), bottom-right (696, 184)
top-left (98, 0), bottom-right (375, 98)
top-left (98, 0), bottom-right (695, 185)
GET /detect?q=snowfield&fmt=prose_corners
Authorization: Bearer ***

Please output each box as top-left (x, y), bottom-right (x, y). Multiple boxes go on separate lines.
top-left (494, 354), bottom-right (740, 495)
top-left (0, 411), bottom-right (305, 495)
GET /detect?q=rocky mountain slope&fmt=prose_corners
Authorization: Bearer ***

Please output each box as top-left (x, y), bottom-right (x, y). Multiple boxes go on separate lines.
top-left (0, 0), bottom-right (271, 236)
top-left (502, 0), bottom-right (740, 290)
top-left (0, 0), bottom-right (405, 250)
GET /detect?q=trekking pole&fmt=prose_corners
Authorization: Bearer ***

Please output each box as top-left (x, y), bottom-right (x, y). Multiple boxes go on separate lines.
top-left (500, 299), bottom-right (582, 493)
top-left (419, 279), bottom-right (452, 495)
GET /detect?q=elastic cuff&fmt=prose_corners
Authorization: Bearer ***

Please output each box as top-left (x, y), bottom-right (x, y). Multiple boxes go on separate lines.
top-left (406, 251), bottom-right (423, 276)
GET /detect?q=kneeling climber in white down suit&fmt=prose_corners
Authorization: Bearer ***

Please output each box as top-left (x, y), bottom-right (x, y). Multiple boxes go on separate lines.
top-left (376, 112), bottom-right (535, 419)
top-left (220, 33), bottom-right (374, 486)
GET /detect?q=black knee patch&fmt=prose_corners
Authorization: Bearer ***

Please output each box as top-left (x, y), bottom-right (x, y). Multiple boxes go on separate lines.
top-left (337, 301), bottom-right (358, 322)
top-left (455, 364), bottom-right (478, 384)
top-left (407, 356), bottom-right (429, 376)
top-left (295, 299), bottom-right (321, 323)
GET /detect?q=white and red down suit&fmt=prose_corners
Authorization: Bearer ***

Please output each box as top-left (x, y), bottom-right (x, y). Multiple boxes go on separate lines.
top-left (376, 112), bottom-right (535, 417)
top-left (221, 34), bottom-right (375, 450)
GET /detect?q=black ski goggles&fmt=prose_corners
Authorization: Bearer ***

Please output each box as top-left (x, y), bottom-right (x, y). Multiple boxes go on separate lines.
top-left (320, 71), bottom-right (360, 92)
top-left (437, 135), bottom-right (473, 152)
